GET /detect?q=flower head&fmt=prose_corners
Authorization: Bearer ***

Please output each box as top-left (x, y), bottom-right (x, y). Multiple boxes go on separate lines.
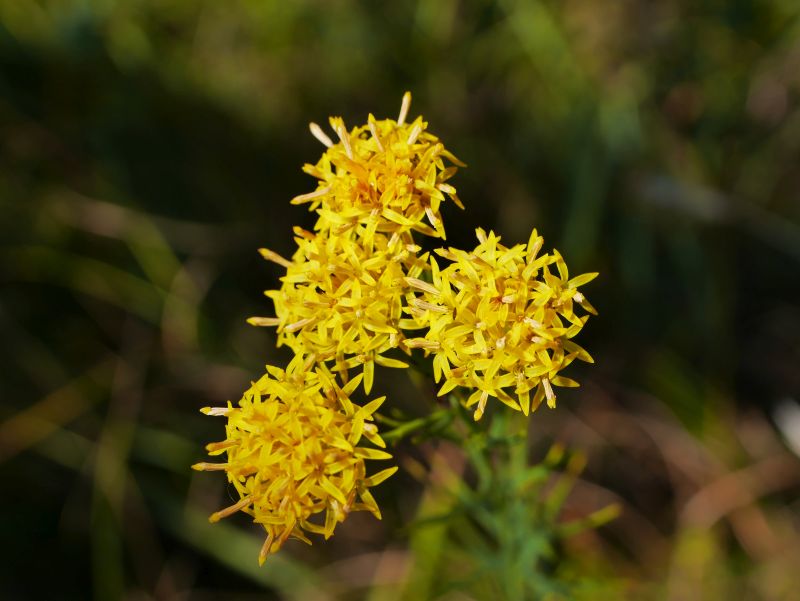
top-left (406, 228), bottom-right (597, 420)
top-left (293, 92), bottom-right (464, 240)
top-left (193, 355), bottom-right (397, 564)
top-left (249, 228), bottom-right (427, 392)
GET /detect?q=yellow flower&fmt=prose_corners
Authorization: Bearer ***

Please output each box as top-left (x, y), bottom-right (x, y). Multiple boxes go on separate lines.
top-left (293, 92), bottom-right (465, 240)
top-left (192, 355), bottom-right (397, 564)
top-left (405, 228), bottom-right (597, 420)
top-left (249, 228), bottom-right (428, 393)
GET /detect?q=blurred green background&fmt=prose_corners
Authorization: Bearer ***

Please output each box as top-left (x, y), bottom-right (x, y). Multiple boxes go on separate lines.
top-left (1, 1), bottom-right (800, 600)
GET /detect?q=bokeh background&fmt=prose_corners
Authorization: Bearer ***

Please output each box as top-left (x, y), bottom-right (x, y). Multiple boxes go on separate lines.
top-left (2, 1), bottom-right (800, 600)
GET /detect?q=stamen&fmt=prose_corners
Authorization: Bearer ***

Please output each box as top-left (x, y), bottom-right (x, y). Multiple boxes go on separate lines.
top-left (335, 123), bottom-right (353, 159)
top-left (291, 186), bottom-right (331, 205)
top-left (573, 291), bottom-right (585, 303)
top-left (247, 316), bottom-right (281, 327)
top-left (334, 221), bottom-right (356, 234)
top-left (542, 378), bottom-right (555, 405)
top-left (450, 367), bottom-right (467, 378)
top-left (258, 532), bottom-right (275, 566)
top-left (474, 390), bottom-right (489, 421)
top-left (368, 117), bottom-right (384, 152)
top-left (191, 462), bottom-right (229, 471)
top-left (424, 206), bottom-right (439, 227)
top-left (277, 521), bottom-right (295, 547)
top-left (434, 248), bottom-right (457, 261)
top-left (309, 122), bottom-right (334, 147)
top-left (406, 123), bottom-right (422, 145)
top-left (413, 299), bottom-right (449, 313)
top-left (292, 226), bottom-right (315, 240)
top-left (258, 248), bottom-right (293, 268)
top-left (404, 338), bottom-right (440, 350)
top-left (398, 91), bottom-right (412, 126)
top-left (200, 407), bottom-right (232, 416)
top-left (524, 317), bottom-right (543, 328)
top-left (209, 496), bottom-right (252, 523)
top-left (206, 440), bottom-right (237, 452)
top-left (404, 276), bottom-right (441, 296)
top-left (284, 317), bottom-right (314, 333)
top-left (528, 237), bottom-right (543, 261)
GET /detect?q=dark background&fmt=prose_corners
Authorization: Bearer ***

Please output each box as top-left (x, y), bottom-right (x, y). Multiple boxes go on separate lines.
top-left (1, 1), bottom-right (799, 599)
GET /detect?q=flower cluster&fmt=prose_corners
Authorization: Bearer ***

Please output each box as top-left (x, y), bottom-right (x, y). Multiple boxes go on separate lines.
top-left (196, 93), bottom-right (597, 564)
top-left (405, 228), bottom-right (597, 420)
top-left (197, 93), bottom-right (464, 564)
top-left (251, 93), bottom-right (465, 388)
top-left (294, 91), bottom-right (464, 240)
top-left (193, 356), bottom-right (396, 565)
top-left (250, 228), bottom-right (427, 392)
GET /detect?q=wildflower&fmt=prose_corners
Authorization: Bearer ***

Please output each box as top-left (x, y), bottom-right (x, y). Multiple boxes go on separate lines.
top-left (294, 92), bottom-right (465, 240)
top-left (193, 355), bottom-right (397, 564)
top-left (405, 228), bottom-right (597, 420)
top-left (249, 228), bottom-right (427, 393)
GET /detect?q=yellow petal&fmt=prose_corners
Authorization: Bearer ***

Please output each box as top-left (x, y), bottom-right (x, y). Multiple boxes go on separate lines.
top-left (364, 466), bottom-right (399, 487)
